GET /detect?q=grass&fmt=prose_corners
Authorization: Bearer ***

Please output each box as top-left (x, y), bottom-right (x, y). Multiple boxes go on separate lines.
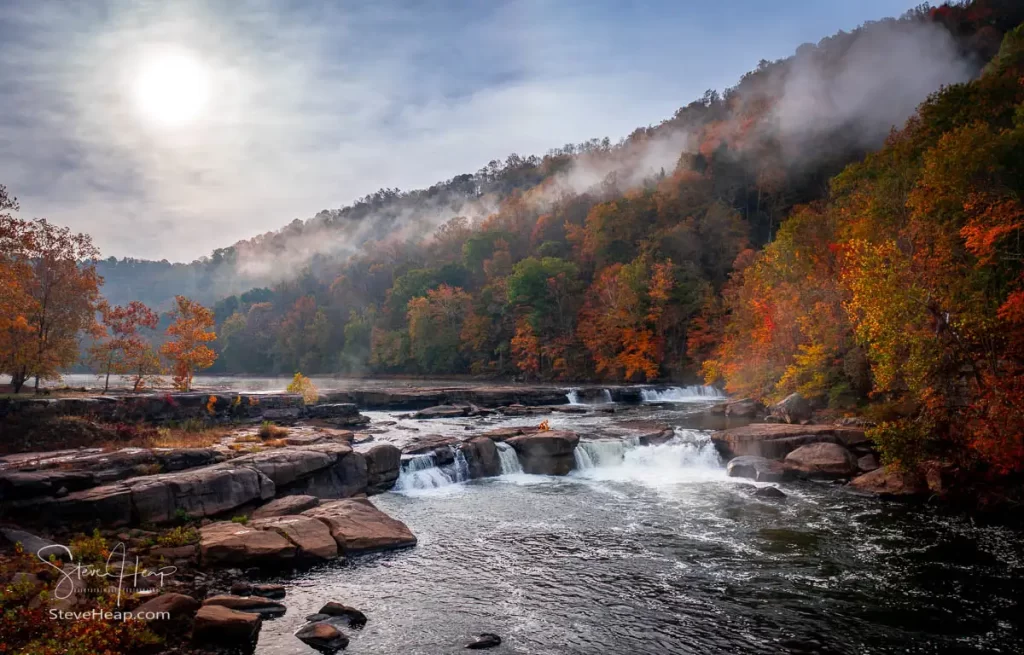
top-left (257, 420), bottom-right (289, 440)
top-left (142, 424), bottom-right (234, 449)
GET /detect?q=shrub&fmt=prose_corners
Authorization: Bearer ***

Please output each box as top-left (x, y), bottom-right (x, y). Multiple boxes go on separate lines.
top-left (69, 529), bottom-right (109, 564)
top-left (867, 418), bottom-right (935, 471)
top-left (231, 515), bottom-right (248, 525)
top-left (156, 526), bottom-right (199, 547)
top-left (287, 372), bottom-right (319, 405)
top-left (258, 420), bottom-right (288, 440)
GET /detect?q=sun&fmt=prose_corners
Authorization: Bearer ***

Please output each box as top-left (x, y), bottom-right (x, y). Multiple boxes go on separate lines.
top-left (134, 50), bottom-right (210, 127)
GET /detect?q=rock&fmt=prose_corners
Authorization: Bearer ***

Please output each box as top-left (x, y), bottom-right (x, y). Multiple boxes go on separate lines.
top-left (296, 621), bottom-right (349, 653)
top-left (134, 592), bottom-right (200, 620)
top-left (250, 515), bottom-right (339, 560)
top-left (770, 393), bottom-right (812, 424)
top-left (230, 582), bottom-right (287, 599)
top-left (303, 499), bottom-right (416, 554)
top-left (479, 426), bottom-right (540, 442)
top-left (752, 486), bottom-right (787, 499)
top-left (150, 545), bottom-right (196, 560)
top-left (413, 404), bottom-right (472, 419)
top-left (317, 601), bottom-right (368, 627)
top-left (252, 494), bottom-right (321, 518)
top-left (199, 521), bottom-right (297, 566)
top-left (849, 467), bottom-right (929, 499)
top-left (466, 633), bottom-right (502, 649)
top-left (460, 437), bottom-right (501, 478)
top-left (402, 435), bottom-right (461, 462)
top-left (726, 456), bottom-right (789, 482)
top-left (711, 424), bottom-right (867, 459)
top-left (505, 431), bottom-right (580, 475)
top-left (637, 428), bottom-right (676, 446)
top-left (784, 443), bottom-right (859, 478)
top-left (0, 528), bottom-right (62, 558)
top-left (0, 470), bottom-right (97, 500)
top-left (725, 398), bottom-right (765, 418)
top-left (857, 453), bottom-right (880, 473)
top-left (192, 604), bottom-right (262, 649)
top-left (203, 594), bottom-right (287, 617)
top-left (230, 449), bottom-right (338, 487)
top-left (362, 443), bottom-right (401, 493)
top-left (306, 403), bottom-right (360, 419)
top-left (126, 464), bottom-right (276, 524)
top-left (283, 450), bottom-right (368, 499)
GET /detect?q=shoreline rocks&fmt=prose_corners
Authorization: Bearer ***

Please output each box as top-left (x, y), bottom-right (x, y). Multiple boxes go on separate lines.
top-left (711, 423), bottom-right (868, 460)
top-left (783, 443), bottom-right (859, 479)
top-left (726, 456), bottom-right (790, 482)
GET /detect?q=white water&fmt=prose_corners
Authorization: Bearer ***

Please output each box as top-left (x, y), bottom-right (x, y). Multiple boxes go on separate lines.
top-left (572, 429), bottom-right (726, 485)
top-left (496, 442), bottom-right (523, 474)
top-left (566, 388), bottom-right (613, 405)
top-left (394, 446), bottom-right (472, 492)
top-left (640, 386), bottom-right (724, 403)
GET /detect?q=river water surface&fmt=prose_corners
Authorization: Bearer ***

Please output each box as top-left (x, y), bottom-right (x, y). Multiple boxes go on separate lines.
top-left (252, 397), bottom-right (1024, 655)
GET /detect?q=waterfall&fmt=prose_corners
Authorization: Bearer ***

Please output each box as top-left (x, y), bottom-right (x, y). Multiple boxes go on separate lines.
top-left (565, 388), bottom-right (614, 405)
top-left (496, 442), bottom-right (523, 475)
top-left (394, 446), bottom-right (472, 491)
top-left (640, 386), bottom-right (724, 403)
top-left (571, 429), bottom-right (725, 483)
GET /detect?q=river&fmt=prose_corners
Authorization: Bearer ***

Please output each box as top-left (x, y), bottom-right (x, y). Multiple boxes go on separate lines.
top-left (251, 396), bottom-right (1024, 655)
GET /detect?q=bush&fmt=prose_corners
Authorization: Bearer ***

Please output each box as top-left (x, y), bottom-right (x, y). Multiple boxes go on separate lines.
top-left (156, 525), bottom-right (198, 547)
top-left (231, 515), bottom-right (248, 525)
top-left (867, 418), bottom-right (935, 471)
top-left (69, 529), bottom-right (109, 564)
top-left (287, 372), bottom-right (319, 404)
top-left (258, 420), bottom-right (288, 440)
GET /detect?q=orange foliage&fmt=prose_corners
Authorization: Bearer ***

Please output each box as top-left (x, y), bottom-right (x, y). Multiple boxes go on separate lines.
top-left (160, 295), bottom-right (217, 391)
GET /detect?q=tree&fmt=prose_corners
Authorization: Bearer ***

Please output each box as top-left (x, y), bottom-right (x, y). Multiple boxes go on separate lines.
top-left (406, 285), bottom-right (472, 372)
top-left (88, 300), bottom-right (160, 392)
top-left (161, 296), bottom-right (217, 391)
top-left (0, 202), bottom-right (102, 393)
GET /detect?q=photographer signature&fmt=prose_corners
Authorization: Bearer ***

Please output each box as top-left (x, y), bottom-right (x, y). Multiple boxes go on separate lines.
top-left (37, 542), bottom-right (177, 606)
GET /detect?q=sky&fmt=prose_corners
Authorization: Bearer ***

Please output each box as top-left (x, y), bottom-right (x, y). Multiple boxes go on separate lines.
top-left (0, 0), bottom-right (923, 263)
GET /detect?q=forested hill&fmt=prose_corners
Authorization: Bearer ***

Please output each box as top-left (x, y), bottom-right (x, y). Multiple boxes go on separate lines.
top-left (98, 2), bottom-right (1022, 386)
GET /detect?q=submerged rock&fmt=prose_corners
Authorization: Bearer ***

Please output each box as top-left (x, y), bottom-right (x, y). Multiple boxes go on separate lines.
top-left (726, 456), bottom-right (789, 482)
top-left (192, 604), bottom-right (262, 649)
top-left (296, 621), bottom-right (349, 652)
top-left (202, 594), bottom-right (287, 618)
top-left (784, 443), bottom-right (859, 478)
top-left (231, 582), bottom-right (287, 599)
top-left (505, 430), bottom-right (580, 475)
top-left (465, 633), bottom-right (502, 649)
top-left (752, 486), bottom-right (787, 499)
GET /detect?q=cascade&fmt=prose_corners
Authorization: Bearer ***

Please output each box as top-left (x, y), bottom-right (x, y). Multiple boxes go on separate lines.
top-left (496, 442), bottom-right (524, 474)
top-left (565, 388), bottom-right (614, 405)
top-left (640, 386), bottom-right (724, 403)
top-left (394, 445), bottom-right (472, 491)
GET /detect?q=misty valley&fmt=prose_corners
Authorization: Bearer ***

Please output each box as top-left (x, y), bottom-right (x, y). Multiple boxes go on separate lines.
top-left (2, 1), bottom-right (1024, 654)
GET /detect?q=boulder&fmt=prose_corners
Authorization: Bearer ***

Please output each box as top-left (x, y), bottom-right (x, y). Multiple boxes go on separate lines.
top-left (296, 621), bottom-right (349, 652)
top-left (250, 515), bottom-right (339, 560)
top-left (202, 594), bottom-right (287, 617)
top-left (505, 431), bottom-right (580, 475)
top-left (134, 592), bottom-right (200, 620)
top-left (192, 605), bottom-right (262, 648)
top-left (857, 453), bottom-right (880, 473)
top-left (252, 494), bottom-right (321, 518)
top-left (726, 456), bottom-right (789, 482)
top-left (711, 424), bottom-right (867, 459)
top-left (402, 435), bottom-right (460, 463)
top-left (362, 443), bottom-right (401, 493)
top-left (770, 393), bottom-right (812, 424)
top-left (230, 449), bottom-right (337, 486)
top-left (784, 443), bottom-right (859, 478)
top-left (849, 467), bottom-right (929, 499)
top-left (725, 398), bottom-right (765, 418)
top-left (317, 601), bottom-right (367, 627)
top-left (303, 499), bottom-right (416, 554)
top-left (199, 521), bottom-right (297, 566)
top-left (637, 428), bottom-right (676, 446)
top-left (460, 437), bottom-right (501, 479)
top-left (282, 450), bottom-right (367, 499)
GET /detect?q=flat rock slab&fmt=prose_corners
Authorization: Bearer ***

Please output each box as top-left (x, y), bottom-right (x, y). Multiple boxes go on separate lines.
top-left (303, 499), bottom-right (416, 554)
top-left (711, 424), bottom-right (867, 459)
top-left (251, 515), bottom-right (339, 560)
top-left (252, 494), bottom-right (321, 518)
top-left (202, 594), bottom-right (287, 617)
top-left (199, 521), bottom-right (297, 566)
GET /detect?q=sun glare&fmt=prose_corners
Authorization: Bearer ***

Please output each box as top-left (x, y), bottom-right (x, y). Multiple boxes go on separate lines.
top-left (134, 50), bottom-right (210, 126)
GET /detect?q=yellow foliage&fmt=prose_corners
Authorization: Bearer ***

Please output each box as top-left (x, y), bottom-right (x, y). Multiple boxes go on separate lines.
top-left (287, 372), bottom-right (319, 404)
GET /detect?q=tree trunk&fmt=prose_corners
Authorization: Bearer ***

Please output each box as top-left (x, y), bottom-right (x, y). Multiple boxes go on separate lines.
top-left (11, 370), bottom-right (26, 394)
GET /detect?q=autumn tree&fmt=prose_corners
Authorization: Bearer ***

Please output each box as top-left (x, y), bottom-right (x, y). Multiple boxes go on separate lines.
top-left (406, 284), bottom-right (472, 373)
top-left (161, 296), bottom-right (217, 391)
top-left (89, 300), bottom-right (160, 392)
top-left (0, 200), bottom-right (102, 393)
